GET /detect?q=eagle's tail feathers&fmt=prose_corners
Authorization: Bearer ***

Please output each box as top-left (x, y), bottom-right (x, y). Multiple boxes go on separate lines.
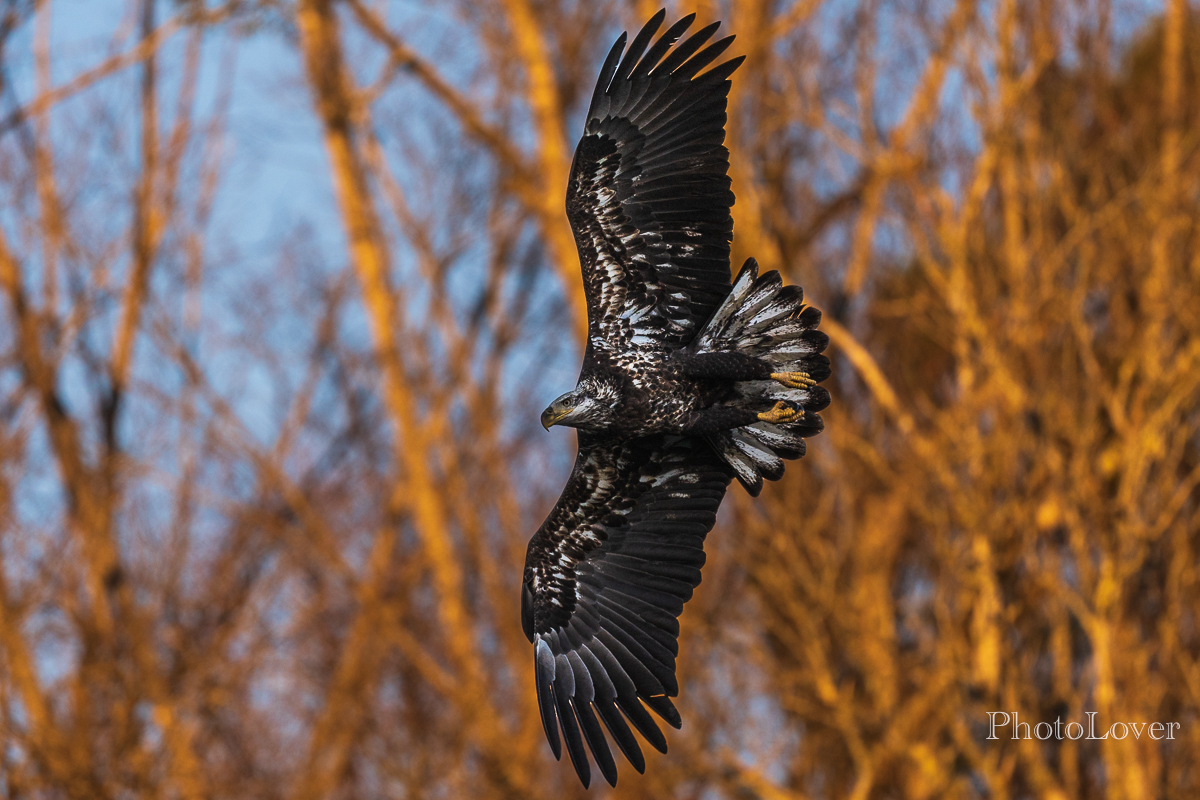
top-left (695, 258), bottom-right (829, 492)
top-left (691, 258), bottom-right (759, 350)
top-left (706, 432), bottom-right (765, 496)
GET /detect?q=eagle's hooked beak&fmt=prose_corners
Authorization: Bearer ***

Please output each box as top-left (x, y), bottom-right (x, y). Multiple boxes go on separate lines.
top-left (540, 395), bottom-right (575, 430)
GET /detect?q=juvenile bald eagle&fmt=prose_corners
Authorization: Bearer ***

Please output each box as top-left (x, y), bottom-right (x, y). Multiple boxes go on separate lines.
top-left (521, 10), bottom-right (830, 787)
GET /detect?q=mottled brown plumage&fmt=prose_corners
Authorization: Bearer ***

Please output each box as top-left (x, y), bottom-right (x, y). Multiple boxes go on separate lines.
top-left (522, 10), bottom-right (830, 788)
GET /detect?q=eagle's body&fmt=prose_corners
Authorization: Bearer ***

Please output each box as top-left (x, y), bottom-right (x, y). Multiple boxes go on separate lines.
top-left (574, 346), bottom-right (740, 433)
top-left (522, 11), bottom-right (830, 788)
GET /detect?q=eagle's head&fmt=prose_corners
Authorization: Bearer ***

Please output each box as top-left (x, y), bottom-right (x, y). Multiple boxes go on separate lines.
top-left (541, 376), bottom-right (621, 431)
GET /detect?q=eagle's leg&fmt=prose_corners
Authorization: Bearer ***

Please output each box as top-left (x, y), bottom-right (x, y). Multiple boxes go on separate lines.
top-left (681, 405), bottom-right (760, 435)
top-left (678, 352), bottom-right (814, 390)
top-left (676, 352), bottom-right (768, 381)
top-left (676, 351), bottom-right (772, 380)
top-left (683, 401), bottom-right (804, 434)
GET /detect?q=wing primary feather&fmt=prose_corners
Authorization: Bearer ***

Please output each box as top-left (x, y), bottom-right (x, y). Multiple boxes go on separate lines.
top-left (556, 689), bottom-right (592, 788)
top-left (695, 54), bottom-right (746, 85)
top-left (614, 9), bottom-right (665, 83)
top-left (643, 694), bottom-right (683, 729)
top-left (567, 650), bottom-right (596, 703)
top-left (535, 639), bottom-right (562, 759)
top-left (657, 21), bottom-right (721, 74)
top-left (555, 653), bottom-right (576, 698)
top-left (575, 698), bottom-right (619, 787)
top-left (587, 637), bottom-right (668, 752)
top-left (578, 642), bottom-right (617, 700)
top-left (595, 698), bottom-right (646, 773)
top-left (587, 33), bottom-right (627, 120)
top-left (634, 13), bottom-right (695, 78)
top-left (616, 688), bottom-right (669, 754)
top-left (673, 35), bottom-right (736, 81)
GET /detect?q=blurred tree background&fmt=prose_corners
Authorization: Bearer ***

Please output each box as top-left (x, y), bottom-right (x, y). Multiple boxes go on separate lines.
top-left (0, 0), bottom-right (1197, 797)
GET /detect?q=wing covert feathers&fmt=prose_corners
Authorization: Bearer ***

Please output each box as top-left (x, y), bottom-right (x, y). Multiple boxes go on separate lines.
top-left (523, 435), bottom-right (732, 786)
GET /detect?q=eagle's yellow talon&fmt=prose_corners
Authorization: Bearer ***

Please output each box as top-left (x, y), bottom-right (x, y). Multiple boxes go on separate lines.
top-left (758, 401), bottom-right (802, 424)
top-left (771, 371), bottom-right (815, 389)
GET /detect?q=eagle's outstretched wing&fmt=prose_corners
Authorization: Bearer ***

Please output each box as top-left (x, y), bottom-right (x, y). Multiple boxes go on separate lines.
top-left (567, 11), bottom-right (745, 354)
top-left (521, 434), bottom-right (732, 787)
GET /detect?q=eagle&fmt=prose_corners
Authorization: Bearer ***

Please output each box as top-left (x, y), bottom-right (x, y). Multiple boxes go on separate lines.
top-left (521, 10), bottom-right (830, 788)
